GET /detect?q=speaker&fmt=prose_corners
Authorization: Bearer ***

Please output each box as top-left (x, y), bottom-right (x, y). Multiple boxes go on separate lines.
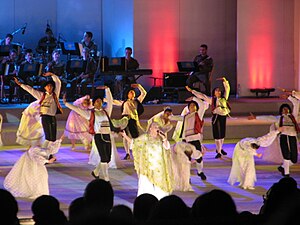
top-left (144, 87), bottom-right (163, 102)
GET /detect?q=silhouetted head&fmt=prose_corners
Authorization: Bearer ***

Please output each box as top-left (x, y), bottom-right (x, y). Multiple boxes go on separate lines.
top-left (133, 193), bottom-right (158, 222)
top-left (109, 204), bottom-right (133, 225)
top-left (0, 189), bottom-right (19, 225)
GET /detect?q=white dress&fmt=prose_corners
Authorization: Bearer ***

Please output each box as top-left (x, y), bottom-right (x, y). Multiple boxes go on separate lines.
top-left (0, 113), bottom-right (3, 146)
top-left (4, 139), bottom-right (62, 199)
top-left (171, 142), bottom-right (202, 191)
top-left (228, 130), bottom-right (279, 189)
top-left (64, 96), bottom-right (93, 143)
top-left (16, 100), bottom-right (44, 146)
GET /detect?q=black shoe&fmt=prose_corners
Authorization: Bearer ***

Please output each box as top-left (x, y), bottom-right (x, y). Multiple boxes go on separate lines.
top-left (221, 149), bottom-right (227, 155)
top-left (123, 153), bottom-right (130, 160)
top-left (215, 153), bottom-right (222, 159)
top-left (277, 166), bottom-right (285, 176)
top-left (91, 171), bottom-right (99, 179)
top-left (284, 174), bottom-right (290, 178)
top-left (197, 172), bottom-right (207, 180)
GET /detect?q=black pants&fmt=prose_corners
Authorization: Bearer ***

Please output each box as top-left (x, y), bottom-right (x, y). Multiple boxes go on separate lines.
top-left (280, 134), bottom-right (298, 163)
top-left (94, 134), bottom-right (111, 163)
top-left (125, 118), bottom-right (139, 138)
top-left (188, 140), bottom-right (202, 163)
top-left (41, 115), bottom-right (57, 141)
top-left (212, 114), bottom-right (227, 139)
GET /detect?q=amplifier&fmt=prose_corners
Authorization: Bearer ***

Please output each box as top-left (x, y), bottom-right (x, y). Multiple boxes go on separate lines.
top-left (163, 72), bottom-right (188, 87)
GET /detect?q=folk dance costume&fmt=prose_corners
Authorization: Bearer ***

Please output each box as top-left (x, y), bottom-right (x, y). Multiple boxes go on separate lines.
top-left (115, 84), bottom-right (147, 159)
top-left (170, 96), bottom-right (209, 180)
top-left (16, 100), bottom-right (44, 147)
top-left (131, 133), bottom-right (173, 200)
top-left (4, 139), bottom-right (62, 199)
top-left (64, 96), bottom-right (93, 151)
top-left (255, 94), bottom-right (300, 177)
top-left (228, 130), bottom-right (280, 190)
top-left (171, 142), bottom-right (202, 191)
top-left (191, 78), bottom-right (230, 158)
top-left (147, 110), bottom-right (173, 135)
top-left (64, 87), bottom-right (115, 181)
top-left (18, 73), bottom-right (62, 148)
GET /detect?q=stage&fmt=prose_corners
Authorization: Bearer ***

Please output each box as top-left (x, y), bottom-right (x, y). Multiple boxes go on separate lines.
top-left (0, 97), bottom-right (300, 224)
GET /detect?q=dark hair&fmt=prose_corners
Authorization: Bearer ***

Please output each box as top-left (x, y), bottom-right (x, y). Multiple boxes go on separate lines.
top-left (200, 44), bottom-right (208, 49)
top-left (92, 95), bottom-right (104, 105)
top-left (52, 49), bottom-right (60, 55)
top-left (85, 31), bottom-right (93, 39)
top-left (125, 47), bottom-right (133, 52)
top-left (188, 100), bottom-right (199, 111)
top-left (43, 80), bottom-right (56, 91)
top-left (9, 49), bottom-right (17, 54)
top-left (6, 33), bottom-right (13, 39)
top-left (251, 143), bottom-right (260, 149)
top-left (279, 103), bottom-right (292, 115)
top-left (0, 189), bottom-right (19, 225)
top-left (25, 49), bottom-right (33, 54)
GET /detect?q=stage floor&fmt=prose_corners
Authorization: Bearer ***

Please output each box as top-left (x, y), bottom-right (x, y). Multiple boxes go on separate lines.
top-left (1, 141), bottom-right (299, 222)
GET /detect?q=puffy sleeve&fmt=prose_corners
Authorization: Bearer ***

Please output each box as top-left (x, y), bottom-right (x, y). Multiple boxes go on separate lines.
top-left (28, 147), bottom-right (48, 166)
top-left (192, 90), bottom-right (212, 105)
top-left (256, 130), bottom-right (280, 147)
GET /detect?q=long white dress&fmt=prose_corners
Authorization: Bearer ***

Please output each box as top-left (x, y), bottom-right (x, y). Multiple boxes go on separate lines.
top-left (64, 96), bottom-right (93, 144)
top-left (0, 113), bottom-right (3, 146)
top-left (228, 130), bottom-right (279, 189)
top-left (3, 139), bottom-right (62, 199)
top-left (171, 142), bottom-right (202, 191)
top-left (16, 100), bottom-right (44, 146)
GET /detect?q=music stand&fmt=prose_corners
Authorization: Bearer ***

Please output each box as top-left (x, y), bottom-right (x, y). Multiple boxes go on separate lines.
top-left (0, 45), bottom-right (10, 57)
top-left (66, 59), bottom-right (87, 75)
top-left (107, 57), bottom-right (127, 72)
top-left (60, 42), bottom-right (81, 56)
top-left (177, 61), bottom-right (198, 72)
top-left (19, 63), bottom-right (41, 77)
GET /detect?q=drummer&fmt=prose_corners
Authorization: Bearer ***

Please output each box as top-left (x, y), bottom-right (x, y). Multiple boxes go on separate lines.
top-left (36, 27), bottom-right (57, 63)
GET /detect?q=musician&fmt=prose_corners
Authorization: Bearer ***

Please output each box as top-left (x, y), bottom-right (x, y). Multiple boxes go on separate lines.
top-left (81, 32), bottom-right (97, 59)
top-left (36, 27), bottom-right (57, 62)
top-left (114, 47), bottom-right (139, 99)
top-left (0, 33), bottom-right (13, 46)
top-left (186, 44), bottom-right (213, 95)
top-left (66, 47), bottom-right (96, 98)
top-left (0, 49), bottom-right (19, 103)
top-left (45, 49), bottom-right (66, 95)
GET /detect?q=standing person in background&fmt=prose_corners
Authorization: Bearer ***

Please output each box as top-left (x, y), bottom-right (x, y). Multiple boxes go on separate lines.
top-left (187, 77), bottom-right (230, 159)
top-left (114, 83), bottom-right (147, 160)
top-left (14, 72), bottom-right (62, 148)
top-left (186, 44), bottom-right (213, 95)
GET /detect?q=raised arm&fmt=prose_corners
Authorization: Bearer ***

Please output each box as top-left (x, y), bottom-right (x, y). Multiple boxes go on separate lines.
top-left (104, 87), bottom-right (113, 116)
top-left (135, 84), bottom-right (147, 103)
top-left (256, 130), bottom-right (281, 147)
top-left (289, 95), bottom-right (300, 119)
top-left (186, 86), bottom-right (212, 104)
top-left (49, 73), bottom-right (61, 97)
top-left (63, 95), bottom-right (91, 120)
top-left (223, 77), bottom-right (230, 100)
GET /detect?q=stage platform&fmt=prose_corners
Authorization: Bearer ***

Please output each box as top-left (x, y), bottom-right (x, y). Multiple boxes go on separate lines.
top-left (0, 97), bottom-right (293, 146)
top-left (0, 144), bottom-right (299, 223)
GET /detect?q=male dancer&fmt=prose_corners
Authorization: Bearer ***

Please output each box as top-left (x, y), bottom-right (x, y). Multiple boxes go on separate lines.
top-left (14, 72), bottom-right (62, 148)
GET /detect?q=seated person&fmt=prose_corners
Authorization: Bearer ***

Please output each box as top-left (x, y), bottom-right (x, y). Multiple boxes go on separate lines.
top-left (45, 49), bottom-right (66, 95)
top-left (186, 44), bottom-right (213, 95)
top-left (0, 49), bottom-right (19, 103)
top-left (114, 47), bottom-right (139, 99)
top-left (81, 32), bottom-right (97, 59)
top-left (36, 27), bottom-right (57, 62)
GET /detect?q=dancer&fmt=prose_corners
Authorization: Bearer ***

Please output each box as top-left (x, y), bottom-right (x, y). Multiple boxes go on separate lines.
top-left (121, 122), bottom-right (173, 200)
top-left (249, 91), bottom-right (300, 177)
top-left (186, 77), bottom-right (230, 159)
top-left (171, 142), bottom-right (202, 191)
top-left (14, 72), bottom-right (62, 148)
top-left (4, 137), bottom-right (63, 199)
top-left (114, 83), bottom-right (147, 160)
top-left (64, 95), bottom-right (93, 151)
top-left (228, 128), bottom-right (283, 190)
top-left (63, 86), bottom-right (117, 181)
top-left (170, 95), bottom-right (209, 180)
top-left (16, 100), bottom-right (44, 147)
top-left (147, 107), bottom-right (173, 136)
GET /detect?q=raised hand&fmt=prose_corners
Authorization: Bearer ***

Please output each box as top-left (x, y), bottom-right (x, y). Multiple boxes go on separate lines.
top-left (131, 83), bottom-right (139, 88)
top-left (185, 86), bottom-right (193, 92)
top-left (248, 112), bottom-right (256, 120)
top-left (13, 77), bottom-right (22, 86)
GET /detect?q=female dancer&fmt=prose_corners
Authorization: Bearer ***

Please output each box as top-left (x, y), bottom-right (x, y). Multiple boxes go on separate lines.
top-left (64, 95), bottom-right (93, 151)
top-left (121, 122), bottom-right (173, 200)
top-left (186, 77), bottom-right (230, 159)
